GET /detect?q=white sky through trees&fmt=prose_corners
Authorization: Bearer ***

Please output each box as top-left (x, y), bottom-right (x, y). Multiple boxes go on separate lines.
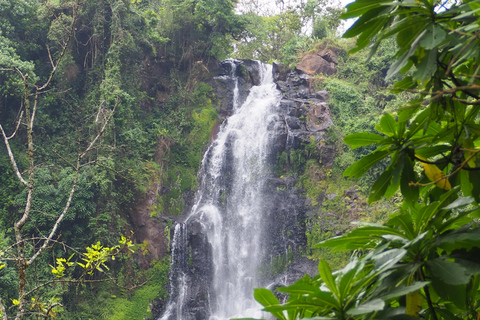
top-left (236, 0), bottom-right (355, 35)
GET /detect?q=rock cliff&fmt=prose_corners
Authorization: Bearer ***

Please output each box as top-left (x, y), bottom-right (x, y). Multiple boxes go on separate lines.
top-left (151, 59), bottom-right (337, 319)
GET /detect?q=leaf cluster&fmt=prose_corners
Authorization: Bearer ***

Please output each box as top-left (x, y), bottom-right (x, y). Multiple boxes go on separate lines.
top-left (255, 1), bottom-right (480, 319)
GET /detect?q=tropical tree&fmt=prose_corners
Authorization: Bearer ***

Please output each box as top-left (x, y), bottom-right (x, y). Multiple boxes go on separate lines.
top-left (0, 2), bottom-right (134, 319)
top-left (252, 0), bottom-right (480, 319)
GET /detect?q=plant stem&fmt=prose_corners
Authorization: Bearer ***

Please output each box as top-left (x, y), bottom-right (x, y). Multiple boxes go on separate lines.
top-left (419, 268), bottom-right (438, 320)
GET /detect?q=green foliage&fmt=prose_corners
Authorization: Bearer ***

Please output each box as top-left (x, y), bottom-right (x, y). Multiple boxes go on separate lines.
top-left (96, 258), bottom-right (169, 320)
top-left (152, 0), bottom-right (244, 65)
top-left (256, 1), bottom-right (480, 319)
top-left (234, 10), bottom-right (304, 63)
top-left (0, 34), bottom-right (36, 96)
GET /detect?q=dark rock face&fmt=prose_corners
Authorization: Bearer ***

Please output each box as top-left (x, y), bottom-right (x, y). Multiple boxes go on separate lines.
top-left (264, 62), bottom-right (337, 290)
top-left (207, 59), bottom-right (258, 119)
top-left (274, 62), bottom-right (335, 162)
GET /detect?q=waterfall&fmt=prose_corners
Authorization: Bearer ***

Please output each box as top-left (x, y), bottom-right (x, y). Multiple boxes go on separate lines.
top-left (159, 61), bottom-right (282, 320)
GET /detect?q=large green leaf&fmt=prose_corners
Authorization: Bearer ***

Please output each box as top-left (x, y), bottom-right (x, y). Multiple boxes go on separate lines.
top-left (442, 196), bottom-right (474, 210)
top-left (316, 225), bottom-right (407, 250)
top-left (413, 49), bottom-right (438, 83)
top-left (401, 156), bottom-right (418, 205)
top-left (407, 109), bottom-right (431, 138)
top-left (277, 281), bottom-right (321, 296)
top-left (379, 282), bottom-right (429, 301)
top-left (369, 169), bottom-right (393, 203)
top-left (351, 17), bottom-right (392, 53)
top-left (344, 150), bottom-right (390, 179)
top-left (338, 263), bottom-right (357, 301)
top-left (344, 132), bottom-right (385, 149)
top-left (376, 114), bottom-right (397, 137)
top-left (341, 0), bottom-right (394, 19)
top-left (264, 294), bottom-right (337, 312)
top-left (372, 248), bottom-right (406, 272)
top-left (346, 299), bottom-right (385, 316)
top-left (419, 25), bottom-right (446, 50)
top-left (344, 6), bottom-right (388, 38)
top-left (318, 260), bottom-right (339, 298)
top-left (436, 228), bottom-right (480, 253)
top-left (470, 170), bottom-right (480, 203)
top-left (414, 145), bottom-right (452, 159)
top-left (430, 280), bottom-right (467, 310)
top-left (254, 288), bottom-right (286, 320)
top-left (426, 259), bottom-right (470, 285)
top-left (388, 213), bottom-right (415, 240)
top-left (415, 188), bottom-right (457, 231)
top-left (387, 29), bottom-right (427, 79)
top-left (459, 170), bottom-right (473, 197)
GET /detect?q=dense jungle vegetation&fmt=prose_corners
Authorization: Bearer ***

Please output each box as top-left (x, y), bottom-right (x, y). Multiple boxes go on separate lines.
top-left (3, 0), bottom-right (480, 319)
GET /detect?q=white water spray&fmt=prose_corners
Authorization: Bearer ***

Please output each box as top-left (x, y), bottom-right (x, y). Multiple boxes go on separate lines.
top-left (160, 61), bottom-right (282, 320)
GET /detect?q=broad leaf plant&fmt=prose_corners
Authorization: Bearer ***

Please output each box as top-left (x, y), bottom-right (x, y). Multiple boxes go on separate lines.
top-left (248, 0), bottom-right (480, 319)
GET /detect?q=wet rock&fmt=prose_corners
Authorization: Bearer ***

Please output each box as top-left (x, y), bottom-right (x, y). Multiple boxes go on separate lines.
top-left (240, 59), bottom-right (262, 85)
top-left (285, 116), bottom-right (301, 130)
top-left (273, 61), bottom-right (288, 82)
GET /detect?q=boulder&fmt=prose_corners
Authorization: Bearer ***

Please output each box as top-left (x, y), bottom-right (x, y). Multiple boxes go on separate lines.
top-left (306, 102), bottom-right (334, 132)
top-left (311, 90), bottom-right (330, 102)
top-left (240, 59), bottom-right (262, 85)
top-left (273, 61), bottom-right (288, 82)
top-left (295, 49), bottom-right (338, 76)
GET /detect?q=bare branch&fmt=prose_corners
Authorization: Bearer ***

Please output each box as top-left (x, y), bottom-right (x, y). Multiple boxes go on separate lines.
top-left (52, 150), bottom-right (76, 170)
top-left (27, 166), bottom-right (79, 266)
top-left (37, 0), bottom-right (80, 91)
top-left (43, 302), bottom-right (62, 319)
top-left (80, 97), bottom-right (119, 159)
top-left (453, 98), bottom-right (480, 105)
top-left (12, 66), bottom-right (26, 82)
top-left (28, 98), bottom-right (117, 266)
top-left (30, 88), bottom-right (39, 131)
top-left (22, 278), bottom-right (115, 299)
top-left (1, 237), bottom-right (82, 259)
top-left (95, 100), bottom-right (106, 123)
top-left (46, 45), bottom-right (55, 69)
top-left (15, 185), bottom-right (34, 238)
top-left (445, 30), bottom-right (480, 76)
top-left (6, 111), bottom-right (24, 140)
top-left (0, 124), bottom-right (28, 186)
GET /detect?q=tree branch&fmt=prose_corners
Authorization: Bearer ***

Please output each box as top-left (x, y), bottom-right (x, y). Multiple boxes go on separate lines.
top-left (453, 98), bottom-right (480, 105)
top-left (43, 302), bottom-right (62, 319)
top-left (27, 167), bottom-right (79, 266)
top-left (22, 278), bottom-right (115, 300)
top-left (79, 97), bottom-right (119, 159)
top-left (6, 111), bottom-right (24, 140)
top-left (0, 124), bottom-right (28, 186)
top-left (37, 0), bottom-right (80, 91)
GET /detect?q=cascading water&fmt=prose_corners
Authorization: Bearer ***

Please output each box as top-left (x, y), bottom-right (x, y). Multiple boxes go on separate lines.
top-left (159, 60), bottom-right (282, 320)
